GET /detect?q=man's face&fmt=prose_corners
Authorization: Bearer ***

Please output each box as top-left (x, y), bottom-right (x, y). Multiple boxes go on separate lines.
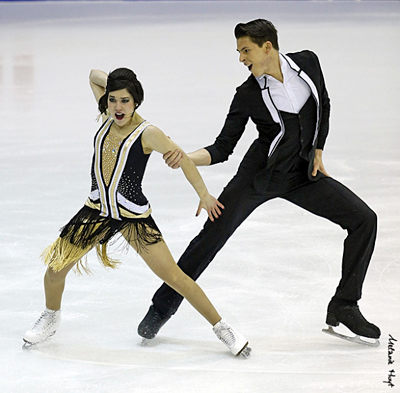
top-left (236, 36), bottom-right (269, 77)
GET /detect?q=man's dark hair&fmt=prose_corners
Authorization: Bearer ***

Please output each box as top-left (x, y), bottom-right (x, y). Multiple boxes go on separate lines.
top-left (98, 68), bottom-right (144, 115)
top-left (234, 19), bottom-right (279, 50)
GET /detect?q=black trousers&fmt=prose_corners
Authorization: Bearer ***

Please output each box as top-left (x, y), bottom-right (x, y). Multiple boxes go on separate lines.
top-left (151, 167), bottom-right (377, 316)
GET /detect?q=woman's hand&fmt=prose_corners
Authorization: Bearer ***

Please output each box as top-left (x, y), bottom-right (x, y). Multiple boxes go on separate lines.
top-left (196, 194), bottom-right (225, 222)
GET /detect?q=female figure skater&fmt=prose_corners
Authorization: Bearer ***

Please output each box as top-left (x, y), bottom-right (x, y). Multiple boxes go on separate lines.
top-left (23, 68), bottom-right (250, 358)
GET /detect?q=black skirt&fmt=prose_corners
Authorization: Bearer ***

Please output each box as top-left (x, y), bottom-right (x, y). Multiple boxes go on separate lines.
top-left (41, 205), bottom-right (163, 274)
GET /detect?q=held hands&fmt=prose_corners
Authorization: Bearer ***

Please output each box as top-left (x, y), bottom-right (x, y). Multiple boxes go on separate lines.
top-left (163, 150), bottom-right (183, 169)
top-left (312, 149), bottom-right (329, 177)
top-left (196, 194), bottom-right (225, 222)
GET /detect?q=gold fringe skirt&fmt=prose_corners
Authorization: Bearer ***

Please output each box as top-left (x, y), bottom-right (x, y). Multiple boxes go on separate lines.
top-left (41, 205), bottom-right (162, 274)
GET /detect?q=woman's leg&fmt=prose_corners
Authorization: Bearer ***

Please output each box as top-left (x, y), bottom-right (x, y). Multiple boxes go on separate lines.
top-left (23, 260), bottom-right (77, 345)
top-left (44, 261), bottom-right (77, 311)
top-left (23, 233), bottom-right (94, 344)
top-left (124, 232), bottom-right (221, 326)
top-left (124, 232), bottom-right (250, 356)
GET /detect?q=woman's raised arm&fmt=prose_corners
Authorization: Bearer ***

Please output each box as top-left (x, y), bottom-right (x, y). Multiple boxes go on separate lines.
top-left (89, 69), bottom-right (107, 104)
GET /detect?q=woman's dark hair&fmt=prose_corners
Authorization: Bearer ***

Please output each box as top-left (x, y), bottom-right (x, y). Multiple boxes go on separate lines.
top-left (98, 68), bottom-right (144, 115)
top-left (234, 19), bottom-right (279, 50)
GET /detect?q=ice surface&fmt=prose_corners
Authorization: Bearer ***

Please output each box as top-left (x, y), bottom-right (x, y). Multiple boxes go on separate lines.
top-left (0, 1), bottom-right (399, 392)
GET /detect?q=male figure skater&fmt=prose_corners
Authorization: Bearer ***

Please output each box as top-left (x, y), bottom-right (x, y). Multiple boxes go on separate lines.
top-left (138, 19), bottom-right (380, 346)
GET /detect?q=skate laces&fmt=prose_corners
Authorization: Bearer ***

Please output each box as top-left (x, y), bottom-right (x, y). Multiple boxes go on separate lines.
top-left (214, 321), bottom-right (237, 347)
top-left (31, 311), bottom-right (57, 333)
top-left (150, 311), bottom-right (165, 325)
top-left (147, 307), bottom-right (168, 326)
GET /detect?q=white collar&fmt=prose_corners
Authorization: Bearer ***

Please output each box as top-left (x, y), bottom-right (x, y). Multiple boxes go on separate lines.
top-left (256, 53), bottom-right (298, 88)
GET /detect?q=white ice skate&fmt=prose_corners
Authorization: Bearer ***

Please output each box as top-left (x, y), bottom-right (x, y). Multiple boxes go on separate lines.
top-left (23, 309), bottom-right (61, 346)
top-left (213, 319), bottom-right (251, 358)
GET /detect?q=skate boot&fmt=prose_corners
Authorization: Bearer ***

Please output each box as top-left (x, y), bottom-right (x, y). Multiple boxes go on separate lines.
top-left (213, 319), bottom-right (251, 358)
top-left (322, 300), bottom-right (380, 347)
top-left (23, 308), bottom-right (61, 345)
top-left (138, 305), bottom-right (171, 339)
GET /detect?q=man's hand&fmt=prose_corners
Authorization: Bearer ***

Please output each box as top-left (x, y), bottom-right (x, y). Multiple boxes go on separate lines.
top-left (196, 194), bottom-right (225, 222)
top-left (163, 150), bottom-right (183, 169)
top-left (312, 149), bottom-right (329, 177)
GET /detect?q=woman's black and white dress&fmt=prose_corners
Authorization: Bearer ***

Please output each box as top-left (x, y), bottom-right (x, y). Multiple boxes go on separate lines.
top-left (42, 117), bottom-right (162, 273)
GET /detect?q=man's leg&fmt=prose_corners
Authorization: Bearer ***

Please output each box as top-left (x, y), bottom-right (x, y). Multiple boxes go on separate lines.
top-left (139, 173), bottom-right (269, 338)
top-left (283, 174), bottom-right (380, 338)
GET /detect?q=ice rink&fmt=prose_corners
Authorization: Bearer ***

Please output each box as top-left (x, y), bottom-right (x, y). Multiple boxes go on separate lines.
top-left (1, 1), bottom-right (399, 392)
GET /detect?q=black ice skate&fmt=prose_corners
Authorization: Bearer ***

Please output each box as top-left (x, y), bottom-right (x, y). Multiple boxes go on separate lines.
top-left (138, 305), bottom-right (171, 339)
top-left (322, 301), bottom-right (380, 347)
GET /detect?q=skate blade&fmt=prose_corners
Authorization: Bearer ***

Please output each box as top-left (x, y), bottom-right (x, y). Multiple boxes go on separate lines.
top-left (140, 337), bottom-right (161, 348)
top-left (22, 340), bottom-right (37, 350)
top-left (140, 338), bottom-right (152, 346)
top-left (22, 331), bottom-right (56, 350)
top-left (237, 343), bottom-right (252, 359)
top-left (322, 325), bottom-right (380, 348)
top-left (22, 339), bottom-right (44, 351)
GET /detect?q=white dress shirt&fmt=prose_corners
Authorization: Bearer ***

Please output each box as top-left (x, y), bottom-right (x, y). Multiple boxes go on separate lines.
top-left (265, 53), bottom-right (311, 114)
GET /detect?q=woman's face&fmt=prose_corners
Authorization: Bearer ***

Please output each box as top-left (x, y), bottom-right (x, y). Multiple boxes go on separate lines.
top-left (107, 88), bottom-right (136, 127)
